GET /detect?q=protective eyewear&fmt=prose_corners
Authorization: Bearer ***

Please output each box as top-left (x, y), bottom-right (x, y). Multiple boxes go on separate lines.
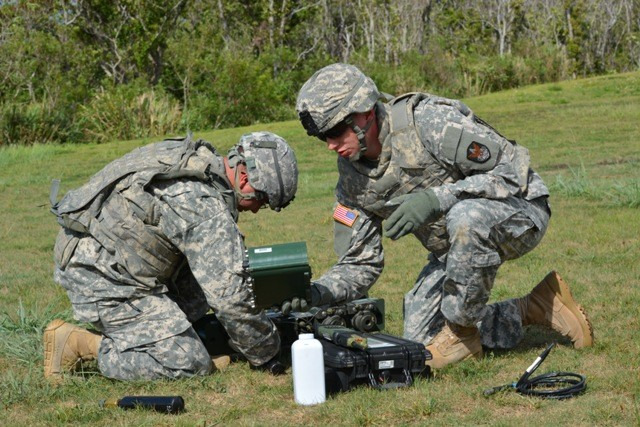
top-left (299, 110), bottom-right (351, 142)
top-left (319, 120), bottom-right (351, 142)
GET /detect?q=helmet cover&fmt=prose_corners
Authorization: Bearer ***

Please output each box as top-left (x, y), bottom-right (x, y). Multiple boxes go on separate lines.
top-left (229, 132), bottom-right (298, 211)
top-left (296, 63), bottom-right (380, 138)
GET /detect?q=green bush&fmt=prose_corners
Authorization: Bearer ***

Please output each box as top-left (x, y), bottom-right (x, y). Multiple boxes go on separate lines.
top-left (77, 83), bottom-right (182, 143)
top-left (357, 46), bottom-right (570, 100)
top-left (186, 54), bottom-right (292, 131)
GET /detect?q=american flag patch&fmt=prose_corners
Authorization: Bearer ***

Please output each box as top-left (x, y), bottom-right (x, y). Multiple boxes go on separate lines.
top-left (333, 203), bottom-right (359, 227)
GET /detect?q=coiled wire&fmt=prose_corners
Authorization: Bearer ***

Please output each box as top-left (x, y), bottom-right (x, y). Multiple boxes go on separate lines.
top-left (514, 370), bottom-right (586, 399)
top-left (484, 343), bottom-right (587, 400)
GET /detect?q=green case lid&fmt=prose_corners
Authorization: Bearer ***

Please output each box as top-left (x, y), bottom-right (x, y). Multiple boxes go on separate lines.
top-left (247, 241), bottom-right (309, 272)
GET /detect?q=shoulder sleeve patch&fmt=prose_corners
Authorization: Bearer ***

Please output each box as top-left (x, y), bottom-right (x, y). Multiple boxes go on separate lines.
top-left (333, 203), bottom-right (359, 227)
top-left (466, 141), bottom-right (491, 163)
top-left (455, 129), bottom-right (499, 171)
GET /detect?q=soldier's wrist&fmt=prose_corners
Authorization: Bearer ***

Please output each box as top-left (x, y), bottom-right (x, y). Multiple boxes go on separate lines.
top-left (429, 186), bottom-right (457, 214)
top-left (310, 282), bottom-right (333, 306)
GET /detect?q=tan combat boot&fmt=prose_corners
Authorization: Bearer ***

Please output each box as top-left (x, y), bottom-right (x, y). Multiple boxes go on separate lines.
top-left (211, 355), bottom-right (231, 371)
top-left (425, 321), bottom-right (483, 369)
top-left (43, 319), bottom-right (102, 380)
top-left (516, 271), bottom-right (594, 348)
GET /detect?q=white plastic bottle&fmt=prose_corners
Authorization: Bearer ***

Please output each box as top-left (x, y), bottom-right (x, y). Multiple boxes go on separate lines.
top-left (291, 333), bottom-right (326, 405)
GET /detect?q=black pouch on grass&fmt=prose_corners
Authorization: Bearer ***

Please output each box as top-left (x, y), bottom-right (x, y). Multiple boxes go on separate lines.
top-left (100, 396), bottom-right (184, 414)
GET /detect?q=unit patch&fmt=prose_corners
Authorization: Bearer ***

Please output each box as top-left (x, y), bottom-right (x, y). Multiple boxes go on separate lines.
top-left (333, 203), bottom-right (359, 227)
top-left (466, 141), bottom-right (491, 163)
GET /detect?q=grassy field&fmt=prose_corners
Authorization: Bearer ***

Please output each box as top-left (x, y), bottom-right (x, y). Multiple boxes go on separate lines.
top-left (1, 72), bottom-right (639, 426)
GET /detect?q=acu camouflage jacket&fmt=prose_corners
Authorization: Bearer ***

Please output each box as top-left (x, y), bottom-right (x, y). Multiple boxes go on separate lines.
top-left (313, 93), bottom-right (549, 305)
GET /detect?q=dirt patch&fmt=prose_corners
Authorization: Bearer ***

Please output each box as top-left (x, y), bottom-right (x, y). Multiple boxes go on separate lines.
top-left (596, 156), bottom-right (640, 166)
top-left (541, 163), bottom-right (570, 171)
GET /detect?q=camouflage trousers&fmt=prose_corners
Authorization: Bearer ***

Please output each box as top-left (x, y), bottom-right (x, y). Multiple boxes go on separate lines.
top-left (92, 294), bottom-right (212, 380)
top-left (403, 196), bottom-right (550, 349)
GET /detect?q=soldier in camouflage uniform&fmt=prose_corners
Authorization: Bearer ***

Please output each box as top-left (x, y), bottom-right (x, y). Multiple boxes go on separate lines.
top-left (44, 132), bottom-right (298, 380)
top-left (296, 63), bottom-right (593, 368)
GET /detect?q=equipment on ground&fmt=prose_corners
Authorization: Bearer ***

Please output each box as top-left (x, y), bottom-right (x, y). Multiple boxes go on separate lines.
top-left (193, 237), bottom-right (425, 395)
top-left (193, 297), bottom-right (385, 356)
top-left (273, 297), bottom-right (385, 347)
top-left (322, 331), bottom-right (431, 393)
top-left (483, 342), bottom-right (587, 399)
top-left (195, 240), bottom-right (385, 356)
top-left (316, 325), bottom-right (369, 350)
top-left (100, 396), bottom-right (185, 414)
top-left (243, 241), bottom-right (312, 310)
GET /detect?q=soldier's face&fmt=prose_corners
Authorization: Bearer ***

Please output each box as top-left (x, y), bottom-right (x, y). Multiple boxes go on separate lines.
top-left (325, 112), bottom-right (377, 161)
top-left (236, 164), bottom-right (268, 213)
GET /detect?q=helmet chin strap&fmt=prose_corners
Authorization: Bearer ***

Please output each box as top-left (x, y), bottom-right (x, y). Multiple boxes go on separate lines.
top-left (344, 115), bottom-right (375, 162)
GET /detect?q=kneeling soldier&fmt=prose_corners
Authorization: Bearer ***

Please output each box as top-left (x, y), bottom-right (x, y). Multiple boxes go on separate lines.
top-left (295, 63), bottom-right (593, 368)
top-left (45, 132), bottom-right (297, 380)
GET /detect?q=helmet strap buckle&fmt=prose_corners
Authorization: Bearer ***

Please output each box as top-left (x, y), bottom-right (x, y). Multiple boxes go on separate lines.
top-left (345, 115), bottom-right (375, 154)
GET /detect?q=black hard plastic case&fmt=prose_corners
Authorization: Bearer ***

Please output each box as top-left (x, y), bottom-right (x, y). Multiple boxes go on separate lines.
top-left (321, 332), bottom-right (431, 393)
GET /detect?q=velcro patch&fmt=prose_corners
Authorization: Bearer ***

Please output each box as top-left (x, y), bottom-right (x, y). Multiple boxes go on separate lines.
top-left (333, 203), bottom-right (359, 227)
top-left (466, 141), bottom-right (491, 163)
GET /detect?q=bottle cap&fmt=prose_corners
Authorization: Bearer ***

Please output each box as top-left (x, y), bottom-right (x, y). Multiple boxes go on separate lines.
top-left (299, 333), bottom-right (314, 340)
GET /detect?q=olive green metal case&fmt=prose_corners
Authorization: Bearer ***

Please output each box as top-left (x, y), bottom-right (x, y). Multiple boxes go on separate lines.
top-left (245, 241), bottom-right (312, 310)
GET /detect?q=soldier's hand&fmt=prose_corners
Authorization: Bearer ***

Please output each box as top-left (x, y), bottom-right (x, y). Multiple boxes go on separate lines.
top-left (281, 297), bottom-right (309, 315)
top-left (291, 297), bottom-right (309, 312)
top-left (383, 190), bottom-right (441, 240)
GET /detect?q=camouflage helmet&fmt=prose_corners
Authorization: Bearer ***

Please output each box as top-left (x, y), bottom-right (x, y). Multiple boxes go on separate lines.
top-left (227, 132), bottom-right (298, 211)
top-left (296, 63), bottom-right (380, 138)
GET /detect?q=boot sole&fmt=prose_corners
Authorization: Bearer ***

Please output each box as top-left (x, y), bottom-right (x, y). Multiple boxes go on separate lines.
top-left (544, 271), bottom-right (594, 348)
top-left (43, 319), bottom-right (67, 379)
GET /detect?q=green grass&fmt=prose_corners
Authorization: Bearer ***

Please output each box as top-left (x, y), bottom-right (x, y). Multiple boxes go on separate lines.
top-left (1, 71), bottom-right (640, 425)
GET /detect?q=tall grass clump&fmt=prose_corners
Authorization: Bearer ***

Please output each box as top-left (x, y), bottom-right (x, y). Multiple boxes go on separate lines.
top-left (610, 180), bottom-right (640, 208)
top-left (550, 163), bottom-right (599, 199)
top-left (78, 84), bottom-right (182, 144)
top-left (551, 164), bottom-right (640, 208)
top-left (0, 300), bottom-right (72, 366)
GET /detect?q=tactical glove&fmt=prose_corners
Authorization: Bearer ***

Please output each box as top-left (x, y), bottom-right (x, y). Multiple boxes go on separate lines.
top-left (383, 190), bottom-right (441, 240)
top-left (280, 284), bottom-right (323, 314)
top-left (281, 297), bottom-right (309, 315)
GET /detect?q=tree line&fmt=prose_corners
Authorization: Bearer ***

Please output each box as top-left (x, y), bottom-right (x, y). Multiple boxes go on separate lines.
top-left (1, 0), bottom-right (638, 145)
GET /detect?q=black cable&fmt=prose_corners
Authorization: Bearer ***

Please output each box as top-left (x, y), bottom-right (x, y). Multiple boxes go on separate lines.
top-left (515, 370), bottom-right (587, 399)
top-left (484, 343), bottom-right (587, 400)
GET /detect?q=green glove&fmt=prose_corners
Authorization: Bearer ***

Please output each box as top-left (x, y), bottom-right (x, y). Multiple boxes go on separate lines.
top-left (281, 297), bottom-right (309, 315)
top-left (383, 190), bottom-right (441, 240)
